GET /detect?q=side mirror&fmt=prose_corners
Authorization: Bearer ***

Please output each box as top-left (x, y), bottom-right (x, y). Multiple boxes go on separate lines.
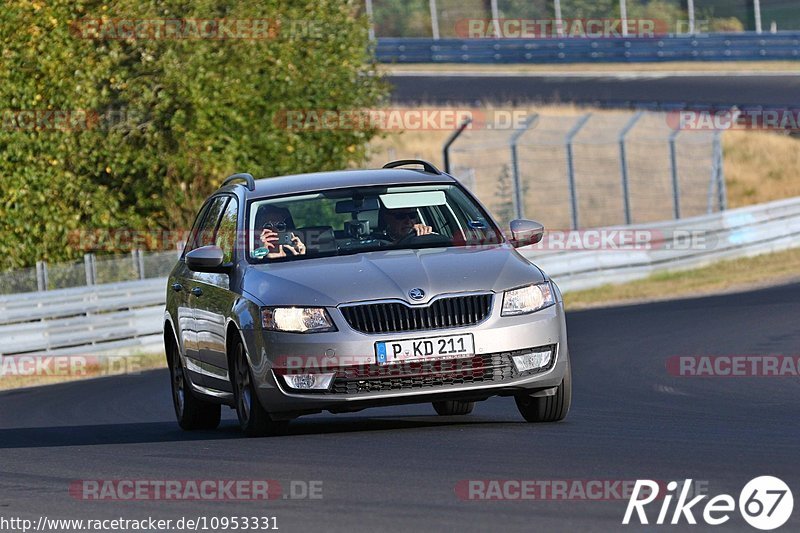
top-left (185, 245), bottom-right (227, 273)
top-left (509, 219), bottom-right (545, 248)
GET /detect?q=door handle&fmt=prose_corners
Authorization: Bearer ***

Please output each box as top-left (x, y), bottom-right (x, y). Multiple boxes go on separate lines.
top-left (191, 287), bottom-right (203, 297)
top-left (171, 283), bottom-right (183, 292)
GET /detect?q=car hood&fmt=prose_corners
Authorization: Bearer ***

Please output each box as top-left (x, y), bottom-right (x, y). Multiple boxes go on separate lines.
top-left (243, 245), bottom-right (545, 307)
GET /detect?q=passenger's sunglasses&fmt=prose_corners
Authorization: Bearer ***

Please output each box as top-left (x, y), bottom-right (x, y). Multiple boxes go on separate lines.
top-left (389, 211), bottom-right (418, 221)
top-left (263, 221), bottom-right (287, 231)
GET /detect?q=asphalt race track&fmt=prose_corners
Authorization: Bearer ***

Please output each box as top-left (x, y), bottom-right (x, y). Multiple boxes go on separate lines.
top-left (1, 283), bottom-right (799, 532)
top-left (387, 72), bottom-right (800, 109)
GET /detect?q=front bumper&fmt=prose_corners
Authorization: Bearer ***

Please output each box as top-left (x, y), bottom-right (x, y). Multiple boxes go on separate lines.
top-left (240, 299), bottom-right (569, 416)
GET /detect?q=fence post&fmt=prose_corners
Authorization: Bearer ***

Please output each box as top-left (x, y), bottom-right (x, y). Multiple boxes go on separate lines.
top-left (706, 167), bottom-right (716, 214)
top-left (36, 260), bottom-right (48, 291)
top-left (509, 113), bottom-right (540, 220)
top-left (84, 254), bottom-right (95, 286)
top-left (669, 128), bottom-right (681, 219)
top-left (429, 0), bottom-right (440, 40)
top-left (564, 113), bottom-right (593, 230)
top-left (618, 111), bottom-right (644, 225)
top-left (442, 118), bottom-right (473, 174)
top-left (365, 0), bottom-right (375, 41)
top-left (713, 130), bottom-right (727, 211)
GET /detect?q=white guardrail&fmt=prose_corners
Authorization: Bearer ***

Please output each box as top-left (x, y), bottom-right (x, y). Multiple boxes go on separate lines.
top-left (1, 196), bottom-right (799, 356)
top-left (520, 195), bottom-right (800, 292)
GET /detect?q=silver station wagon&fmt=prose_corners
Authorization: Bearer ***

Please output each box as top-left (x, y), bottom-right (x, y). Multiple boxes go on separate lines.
top-left (164, 160), bottom-right (571, 436)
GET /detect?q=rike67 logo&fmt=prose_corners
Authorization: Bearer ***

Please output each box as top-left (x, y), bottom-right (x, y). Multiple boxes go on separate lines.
top-left (623, 477), bottom-right (794, 530)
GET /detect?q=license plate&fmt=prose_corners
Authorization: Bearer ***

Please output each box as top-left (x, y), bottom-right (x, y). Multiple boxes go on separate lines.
top-left (375, 334), bottom-right (474, 365)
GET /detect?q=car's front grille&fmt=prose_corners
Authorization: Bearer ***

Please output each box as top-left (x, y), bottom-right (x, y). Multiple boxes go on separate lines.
top-left (340, 293), bottom-right (493, 334)
top-left (319, 347), bottom-right (555, 395)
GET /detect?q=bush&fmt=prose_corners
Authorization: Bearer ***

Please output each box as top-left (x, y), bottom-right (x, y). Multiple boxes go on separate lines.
top-left (0, 0), bottom-right (386, 269)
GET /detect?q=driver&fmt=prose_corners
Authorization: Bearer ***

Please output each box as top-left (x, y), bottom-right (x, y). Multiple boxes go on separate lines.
top-left (382, 207), bottom-right (433, 242)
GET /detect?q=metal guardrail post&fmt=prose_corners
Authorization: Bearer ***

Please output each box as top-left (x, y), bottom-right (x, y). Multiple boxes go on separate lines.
top-left (565, 113), bottom-right (593, 230)
top-left (509, 113), bottom-right (540, 220)
top-left (713, 130), bottom-right (727, 211)
top-left (618, 111), bottom-right (644, 225)
top-left (84, 254), bottom-right (95, 286)
top-left (669, 128), bottom-right (681, 219)
top-left (131, 250), bottom-right (139, 280)
top-left (36, 261), bottom-right (48, 291)
top-left (137, 249), bottom-right (146, 280)
top-left (442, 118), bottom-right (472, 174)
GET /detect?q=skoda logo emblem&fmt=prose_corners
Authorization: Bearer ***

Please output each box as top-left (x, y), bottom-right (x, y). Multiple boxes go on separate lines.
top-left (408, 288), bottom-right (425, 301)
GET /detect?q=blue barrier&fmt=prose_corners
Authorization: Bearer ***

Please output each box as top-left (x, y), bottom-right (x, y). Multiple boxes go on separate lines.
top-left (376, 33), bottom-right (800, 63)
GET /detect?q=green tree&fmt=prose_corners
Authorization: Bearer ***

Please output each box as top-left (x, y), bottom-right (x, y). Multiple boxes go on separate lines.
top-left (0, 0), bottom-right (386, 269)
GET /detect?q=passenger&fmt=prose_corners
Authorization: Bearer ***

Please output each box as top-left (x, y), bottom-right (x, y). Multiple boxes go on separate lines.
top-left (254, 205), bottom-right (306, 258)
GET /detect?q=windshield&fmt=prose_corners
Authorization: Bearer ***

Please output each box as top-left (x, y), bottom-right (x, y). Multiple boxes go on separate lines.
top-left (246, 183), bottom-right (503, 262)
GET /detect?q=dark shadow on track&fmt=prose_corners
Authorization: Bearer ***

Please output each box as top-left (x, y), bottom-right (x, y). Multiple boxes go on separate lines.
top-left (0, 416), bottom-right (530, 448)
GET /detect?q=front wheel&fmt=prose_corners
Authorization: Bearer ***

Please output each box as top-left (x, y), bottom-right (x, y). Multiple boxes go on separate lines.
top-left (232, 341), bottom-right (289, 437)
top-left (515, 361), bottom-right (572, 423)
top-left (168, 338), bottom-right (221, 431)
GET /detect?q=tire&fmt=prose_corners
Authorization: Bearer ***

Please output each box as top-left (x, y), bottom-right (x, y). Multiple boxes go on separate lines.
top-left (515, 360), bottom-right (572, 423)
top-left (432, 400), bottom-right (475, 416)
top-left (232, 341), bottom-right (289, 437)
top-left (168, 336), bottom-right (221, 431)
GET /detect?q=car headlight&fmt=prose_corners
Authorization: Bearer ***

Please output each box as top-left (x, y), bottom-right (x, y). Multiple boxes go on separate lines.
top-left (501, 282), bottom-right (555, 316)
top-left (262, 307), bottom-right (336, 333)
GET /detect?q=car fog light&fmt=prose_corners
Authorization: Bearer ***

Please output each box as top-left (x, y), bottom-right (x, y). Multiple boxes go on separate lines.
top-left (511, 349), bottom-right (552, 372)
top-left (284, 372), bottom-right (335, 390)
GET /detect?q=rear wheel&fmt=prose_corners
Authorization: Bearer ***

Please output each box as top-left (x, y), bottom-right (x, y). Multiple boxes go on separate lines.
top-left (232, 341), bottom-right (289, 437)
top-left (515, 361), bottom-right (572, 423)
top-left (168, 337), bottom-right (221, 431)
top-left (432, 400), bottom-right (475, 416)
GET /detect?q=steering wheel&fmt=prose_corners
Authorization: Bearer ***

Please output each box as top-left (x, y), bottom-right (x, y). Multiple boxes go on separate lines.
top-left (394, 230), bottom-right (445, 246)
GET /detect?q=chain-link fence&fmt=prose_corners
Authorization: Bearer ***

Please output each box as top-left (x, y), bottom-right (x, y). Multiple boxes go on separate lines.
top-left (364, 0), bottom-right (794, 37)
top-left (0, 250), bottom-right (180, 295)
top-left (449, 111), bottom-right (723, 230)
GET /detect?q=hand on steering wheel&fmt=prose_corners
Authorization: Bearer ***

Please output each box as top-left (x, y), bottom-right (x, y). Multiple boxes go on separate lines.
top-left (395, 224), bottom-right (435, 244)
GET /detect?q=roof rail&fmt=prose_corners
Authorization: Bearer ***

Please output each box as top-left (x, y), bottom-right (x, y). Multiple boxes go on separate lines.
top-left (222, 172), bottom-right (256, 191)
top-left (383, 159), bottom-right (443, 175)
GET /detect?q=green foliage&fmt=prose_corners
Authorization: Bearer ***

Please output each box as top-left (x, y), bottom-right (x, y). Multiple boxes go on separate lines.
top-left (0, 0), bottom-right (386, 269)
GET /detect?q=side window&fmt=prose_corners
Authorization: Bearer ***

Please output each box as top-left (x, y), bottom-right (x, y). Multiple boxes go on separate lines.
top-left (423, 205), bottom-right (452, 238)
top-left (184, 202), bottom-right (211, 255)
top-left (215, 197), bottom-right (238, 263)
top-left (195, 196), bottom-right (229, 249)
